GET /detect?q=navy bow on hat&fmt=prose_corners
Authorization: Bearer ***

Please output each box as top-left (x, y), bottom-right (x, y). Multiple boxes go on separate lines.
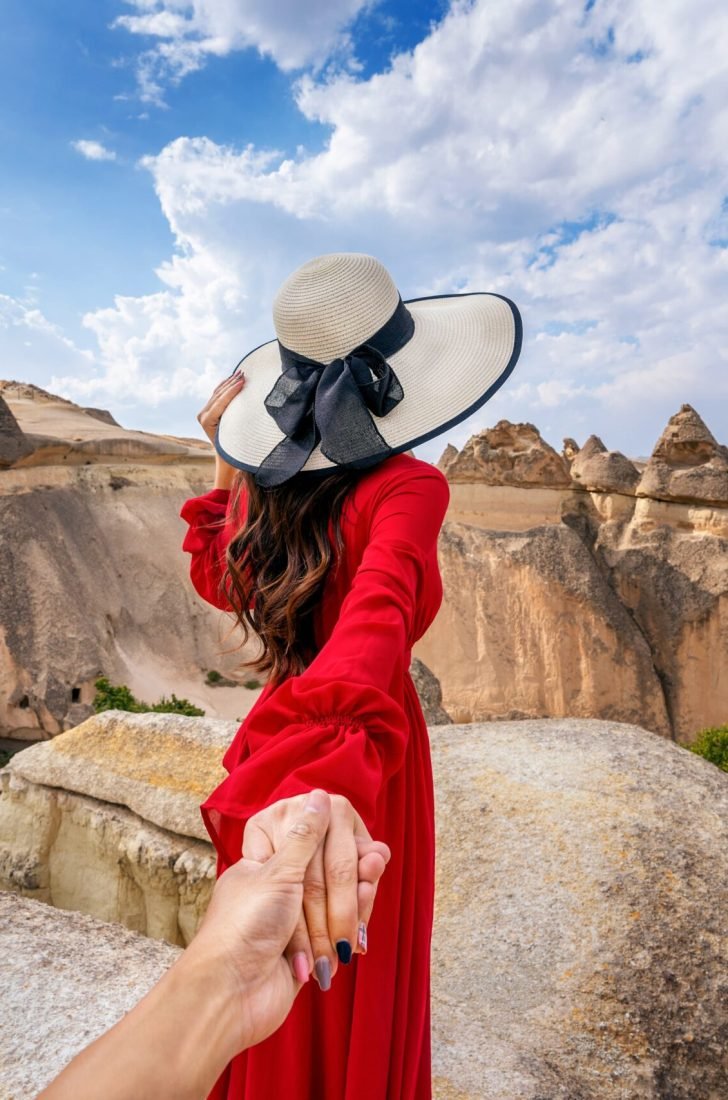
top-left (254, 298), bottom-right (414, 488)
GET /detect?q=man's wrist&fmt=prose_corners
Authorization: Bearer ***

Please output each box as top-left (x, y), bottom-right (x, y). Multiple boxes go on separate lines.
top-left (161, 946), bottom-right (249, 1086)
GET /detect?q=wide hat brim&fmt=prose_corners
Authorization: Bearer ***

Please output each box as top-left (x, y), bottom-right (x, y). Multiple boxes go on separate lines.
top-left (216, 292), bottom-right (522, 478)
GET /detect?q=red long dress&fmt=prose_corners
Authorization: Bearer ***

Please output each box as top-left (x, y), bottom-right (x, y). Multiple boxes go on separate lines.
top-left (179, 452), bottom-right (450, 1100)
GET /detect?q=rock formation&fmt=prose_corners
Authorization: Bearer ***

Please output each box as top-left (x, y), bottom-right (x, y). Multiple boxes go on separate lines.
top-left (417, 405), bottom-right (728, 742)
top-left (2, 383), bottom-right (726, 745)
top-left (569, 433), bottom-right (640, 494)
top-left (0, 893), bottom-right (181, 1098)
top-left (637, 403), bottom-right (728, 505)
top-left (409, 658), bottom-right (451, 725)
top-left (0, 381), bottom-right (262, 739)
top-left (3, 713), bottom-right (728, 1098)
top-left (0, 711), bottom-right (224, 944)
top-left (0, 394), bottom-right (33, 468)
top-left (437, 419), bottom-right (572, 487)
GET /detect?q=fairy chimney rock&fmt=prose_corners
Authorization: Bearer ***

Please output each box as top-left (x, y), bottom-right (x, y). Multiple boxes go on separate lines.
top-left (570, 434), bottom-right (640, 495)
top-left (637, 405), bottom-right (728, 505)
top-left (436, 443), bottom-right (459, 476)
top-left (441, 421), bottom-right (572, 487)
top-left (561, 437), bottom-right (580, 464)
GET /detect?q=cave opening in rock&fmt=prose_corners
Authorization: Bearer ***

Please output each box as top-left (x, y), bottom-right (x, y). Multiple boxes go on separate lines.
top-left (71, 687), bottom-right (81, 703)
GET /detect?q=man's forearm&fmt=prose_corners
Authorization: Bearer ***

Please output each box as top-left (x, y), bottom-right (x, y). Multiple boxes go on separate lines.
top-left (39, 951), bottom-right (241, 1100)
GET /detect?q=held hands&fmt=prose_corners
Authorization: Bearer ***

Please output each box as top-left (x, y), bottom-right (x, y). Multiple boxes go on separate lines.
top-left (243, 793), bottom-right (391, 992)
top-left (187, 790), bottom-right (389, 1054)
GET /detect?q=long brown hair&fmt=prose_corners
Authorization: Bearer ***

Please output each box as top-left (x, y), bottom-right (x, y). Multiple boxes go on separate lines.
top-left (221, 466), bottom-right (364, 687)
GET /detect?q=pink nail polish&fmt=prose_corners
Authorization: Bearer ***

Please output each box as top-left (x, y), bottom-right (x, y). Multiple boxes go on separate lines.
top-left (292, 953), bottom-right (309, 984)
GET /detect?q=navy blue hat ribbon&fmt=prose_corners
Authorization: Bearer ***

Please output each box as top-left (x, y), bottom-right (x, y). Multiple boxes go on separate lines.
top-left (255, 297), bottom-right (414, 488)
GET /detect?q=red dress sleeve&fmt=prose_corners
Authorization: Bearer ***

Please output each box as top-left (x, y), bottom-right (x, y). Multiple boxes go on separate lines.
top-left (200, 463), bottom-right (450, 852)
top-left (180, 488), bottom-right (235, 610)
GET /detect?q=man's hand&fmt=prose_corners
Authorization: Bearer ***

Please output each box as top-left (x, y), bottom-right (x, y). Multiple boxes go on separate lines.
top-left (242, 793), bottom-right (390, 993)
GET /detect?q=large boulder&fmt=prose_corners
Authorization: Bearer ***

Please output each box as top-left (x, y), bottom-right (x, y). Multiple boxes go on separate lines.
top-left (431, 717), bottom-right (728, 1099)
top-left (2, 717), bottom-right (727, 1098)
top-left (637, 404), bottom-right (728, 505)
top-left (410, 657), bottom-right (452, 725)
top-left (0, 712), bottom-right (229, 943)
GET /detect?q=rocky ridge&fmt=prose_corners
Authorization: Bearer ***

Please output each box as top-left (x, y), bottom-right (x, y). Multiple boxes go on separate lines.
top-left (417, 404), bottom-right (728, 741)
top-left (0, 381), bottom-right (262, 740)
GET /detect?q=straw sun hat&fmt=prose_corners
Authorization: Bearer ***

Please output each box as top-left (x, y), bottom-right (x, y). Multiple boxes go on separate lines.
top-left (216, 252), bottom-right (523, 488)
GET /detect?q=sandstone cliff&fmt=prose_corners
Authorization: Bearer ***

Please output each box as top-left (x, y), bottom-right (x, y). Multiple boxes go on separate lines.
top-left (417, 405), bottom-right (728, 742)
top-left (0, 382), bottom-right (261, 739)
top-left (3, 383), bottom-right (725, 744)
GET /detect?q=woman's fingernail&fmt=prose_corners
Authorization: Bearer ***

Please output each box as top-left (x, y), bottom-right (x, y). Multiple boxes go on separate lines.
top-left (314, 957), bottom-right (331, 991)
top-left (336, 939), bottom-right (352, 965)
top-left (292, 952), bottom-right (309, 984)
top-left (357, 922), bottom-right (368, 955)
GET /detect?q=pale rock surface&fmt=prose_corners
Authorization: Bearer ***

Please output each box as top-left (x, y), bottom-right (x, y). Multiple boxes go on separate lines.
top-left (570, 434), bottom-right (640, 495)
top-left (438, 420), bottom-right (572, 487)
top-left (0, 382), bottom-right (262, 738)
top-left (5, 710), bottom-right (232, 841)
top-left (0, 395), bottom-right (33, 468)
top-left (416, 521), bottom-right (671, 734)
top-left (0, 893), bottom-right (180, 1099)
top-left (431, 718), bottom-right (728, 1099)
top-left (2, 718), bottom-right (727, 1099)
top-left (0, 712), bottom-right (229, 943)
top-left (637, 404), bottom-right (728, 505)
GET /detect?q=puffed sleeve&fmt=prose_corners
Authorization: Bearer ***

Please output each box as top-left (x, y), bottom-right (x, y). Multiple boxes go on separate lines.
top-left (201, 463), bottom-right (450, 855)
top-left (180, 488), bottom-right (236, 610)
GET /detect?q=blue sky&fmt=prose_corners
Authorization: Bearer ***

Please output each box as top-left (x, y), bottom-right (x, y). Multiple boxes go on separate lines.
top-left (2, 0), bottom-right (727, 461)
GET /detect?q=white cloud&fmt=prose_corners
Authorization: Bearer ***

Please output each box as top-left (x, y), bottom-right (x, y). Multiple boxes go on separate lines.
top-left (40, 0), bottom-right (728, 456)
top-left (0, 295), bottom-right (95, 387)
top-left (115, 0), bottom-right (375, 104)
top-left (72, 139), bottom-right (118, 162)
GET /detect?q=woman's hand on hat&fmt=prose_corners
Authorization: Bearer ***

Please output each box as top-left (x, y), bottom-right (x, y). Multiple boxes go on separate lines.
top-left (242, 793), bottom-right (390, 992)
top-left (197, 372), bottom-right (246, 445)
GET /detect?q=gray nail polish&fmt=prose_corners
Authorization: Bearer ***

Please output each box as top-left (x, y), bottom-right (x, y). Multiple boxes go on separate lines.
top-left (314, 957), bottom-right (332, 992)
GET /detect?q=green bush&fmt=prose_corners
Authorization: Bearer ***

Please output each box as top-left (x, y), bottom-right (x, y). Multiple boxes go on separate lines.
top-left (205, 669), bottom-right (222, 684)
top-left (93, 677), bottom-right (205, 718)
top-left (687, 724), bottom-right (728, 772)
top-left (244, 678), bottom-right (261, 690)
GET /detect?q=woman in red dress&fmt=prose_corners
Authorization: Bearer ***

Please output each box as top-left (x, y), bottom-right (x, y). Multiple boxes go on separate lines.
top-left (180, 253), bottom-right (522, 1099)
